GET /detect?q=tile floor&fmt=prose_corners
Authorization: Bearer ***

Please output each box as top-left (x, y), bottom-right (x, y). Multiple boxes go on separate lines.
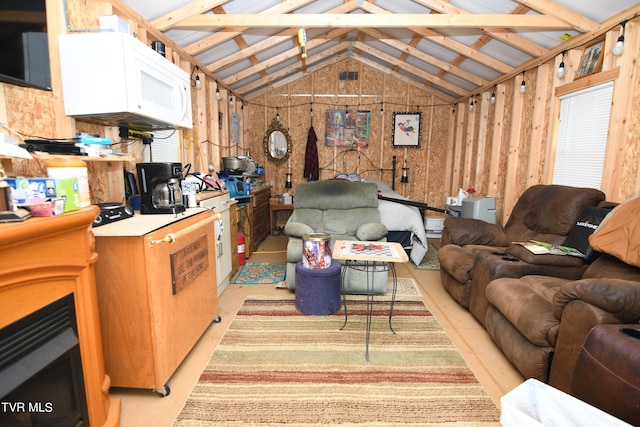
top-left (111, 234), bottom-right (524, 426)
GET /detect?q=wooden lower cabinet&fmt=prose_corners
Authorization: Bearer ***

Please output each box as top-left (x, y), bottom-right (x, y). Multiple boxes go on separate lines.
top-left (251, 186), bottom-right (271, 252)
top-left (93, 209), bottom-right (219, 394)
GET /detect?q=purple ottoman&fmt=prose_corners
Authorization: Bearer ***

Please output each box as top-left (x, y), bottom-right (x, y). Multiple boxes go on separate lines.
top-left (295, 261), bottom-right (342, 315)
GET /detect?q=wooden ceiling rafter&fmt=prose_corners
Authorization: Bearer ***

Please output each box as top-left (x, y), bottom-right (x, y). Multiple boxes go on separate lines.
top-left (151, 0), bottom-right (230, 31)
top-left (414, 0), bottom-right (549, 57)
top-left (358, 2), bottom-right (515, 75)
top-left (131, 0), bottom-right (640, 101)
top-left (359, 27), bottom-right (487, 87)
top-left (462, 5), bottom-right (640, 101)
top-left (222, 27), bottom-right (353, 85)
top-left (183, 0), bottom-right (318, 56)
top-left (238, 43), bottom-right (353, 97)
top-left (173, 13), bottom-right (573, 30)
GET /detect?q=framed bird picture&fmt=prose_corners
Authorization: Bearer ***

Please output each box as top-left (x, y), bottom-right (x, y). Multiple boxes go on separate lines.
top-left (392, 112), bottom-right (422, 147)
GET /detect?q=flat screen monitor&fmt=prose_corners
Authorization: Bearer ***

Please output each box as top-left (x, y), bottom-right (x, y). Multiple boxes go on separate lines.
top-left (0, 0), bottom-right (51, 91)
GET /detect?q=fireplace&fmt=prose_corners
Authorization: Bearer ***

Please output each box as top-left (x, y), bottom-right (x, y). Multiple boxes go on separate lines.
top-left (0, 294), bottom-right (88, 426)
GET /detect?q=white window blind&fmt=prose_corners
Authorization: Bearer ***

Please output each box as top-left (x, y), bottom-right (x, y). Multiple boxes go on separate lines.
top-left (552, 81), bottom-right (614, 189)
top-left (143, 129), bottom-right (179, 163)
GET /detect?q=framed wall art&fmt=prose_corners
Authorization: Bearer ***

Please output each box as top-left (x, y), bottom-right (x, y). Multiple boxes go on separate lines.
top-left (392, 112), bottom-right (422, 147)
top-left (576, 39), bottom-right (604, 79)
top-left (324, 109), bottom-right (370, 147)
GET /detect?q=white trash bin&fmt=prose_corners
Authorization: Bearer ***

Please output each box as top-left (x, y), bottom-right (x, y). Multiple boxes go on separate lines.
top-left (500, 379), bottom-right (631, 427)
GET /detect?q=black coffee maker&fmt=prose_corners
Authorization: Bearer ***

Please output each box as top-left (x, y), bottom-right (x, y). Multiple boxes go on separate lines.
top-left (136, 162), bottom-right (186, 215)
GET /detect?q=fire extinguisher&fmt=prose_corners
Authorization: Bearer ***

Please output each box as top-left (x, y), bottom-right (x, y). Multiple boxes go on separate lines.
top-left (237, 231), bottom-right (246, 266)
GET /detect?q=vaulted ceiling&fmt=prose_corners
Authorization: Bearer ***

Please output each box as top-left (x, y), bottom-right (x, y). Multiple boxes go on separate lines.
top-left (121, 0), bottom-right (639, 102)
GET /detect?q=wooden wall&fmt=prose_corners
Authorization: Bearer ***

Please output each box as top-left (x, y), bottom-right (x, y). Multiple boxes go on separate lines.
top-left (1, 0), bottom-right (236, 204)
top-left (1, 0), bottom-right (639, 225)
top-left (244, 21), bottom-right (640, 225)
top-left (244, 57), bottom-right (453, 213)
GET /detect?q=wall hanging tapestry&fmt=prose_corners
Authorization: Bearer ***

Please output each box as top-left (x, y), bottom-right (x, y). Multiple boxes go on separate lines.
top-left (325, 109), bottom-right (370, 147)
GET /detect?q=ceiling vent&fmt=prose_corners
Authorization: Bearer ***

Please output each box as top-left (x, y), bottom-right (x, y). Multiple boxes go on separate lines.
top-left (338, 71), bottom-right (358, 81)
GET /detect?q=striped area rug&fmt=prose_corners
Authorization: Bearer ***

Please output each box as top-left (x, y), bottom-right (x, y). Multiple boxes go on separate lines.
top-left (174, 296), bottom-right (500, 426)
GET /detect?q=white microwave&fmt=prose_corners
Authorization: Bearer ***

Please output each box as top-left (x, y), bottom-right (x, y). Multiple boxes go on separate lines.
top-left (59, 33), bottom-right (192, 130)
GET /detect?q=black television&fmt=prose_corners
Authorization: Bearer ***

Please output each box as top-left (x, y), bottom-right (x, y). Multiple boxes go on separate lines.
top-left (0, 0), bottom-right (51, 91)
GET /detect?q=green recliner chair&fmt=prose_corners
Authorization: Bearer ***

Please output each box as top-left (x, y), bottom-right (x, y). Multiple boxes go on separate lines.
top-left (284, 180), bottom-right (389, 293)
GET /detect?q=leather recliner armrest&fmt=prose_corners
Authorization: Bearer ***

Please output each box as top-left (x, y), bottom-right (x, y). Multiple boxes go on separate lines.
top-left (553, 278), bottom-right (640, 323)
top-left (442, 216), bottom-right (510, 247)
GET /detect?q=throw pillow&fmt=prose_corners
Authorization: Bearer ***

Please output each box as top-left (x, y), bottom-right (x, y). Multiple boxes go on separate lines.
top-left (589, 196), bottom-right (640, 268)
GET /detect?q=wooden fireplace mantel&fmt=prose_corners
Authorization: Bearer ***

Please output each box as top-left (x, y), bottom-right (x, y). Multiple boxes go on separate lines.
top-left (0, 207), bottom-right (121, 427)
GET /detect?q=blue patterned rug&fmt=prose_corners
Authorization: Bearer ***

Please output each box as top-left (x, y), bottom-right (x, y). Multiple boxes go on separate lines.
top-left (232, 262), bottom-right (287, 284)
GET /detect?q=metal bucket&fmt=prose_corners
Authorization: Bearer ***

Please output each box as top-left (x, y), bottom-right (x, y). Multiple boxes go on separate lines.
top-left (302, 233), bottom-right (332, 269)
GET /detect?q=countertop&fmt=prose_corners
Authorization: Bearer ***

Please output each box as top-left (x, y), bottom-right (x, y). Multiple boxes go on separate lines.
top-left (92, 207), bottom-right (212, 237)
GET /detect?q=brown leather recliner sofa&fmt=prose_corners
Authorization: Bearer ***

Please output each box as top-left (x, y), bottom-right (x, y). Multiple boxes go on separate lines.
top-left (441, 191), bottom-right (640, 426)
top-left (437, 184), bottom-right (605, 325)
top-left (485, 253), bottom-right (640, 390)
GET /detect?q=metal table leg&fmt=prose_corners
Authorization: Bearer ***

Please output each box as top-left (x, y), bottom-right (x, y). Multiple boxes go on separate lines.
top-left (340, 260), bottom-right (397, 361)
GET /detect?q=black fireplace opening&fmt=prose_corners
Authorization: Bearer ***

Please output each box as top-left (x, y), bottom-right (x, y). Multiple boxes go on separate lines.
top-left (0, 293), bottom-right (88, 427)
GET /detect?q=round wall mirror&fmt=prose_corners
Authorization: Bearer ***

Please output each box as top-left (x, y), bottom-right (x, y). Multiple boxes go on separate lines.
top-left (263, 118), bottom-right (291, 164)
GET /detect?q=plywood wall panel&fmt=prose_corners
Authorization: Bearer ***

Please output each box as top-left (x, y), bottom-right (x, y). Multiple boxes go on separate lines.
top-left (5, 85), bottom-right (57, 138)
top-left (425, 104), bottom-right (452, 210)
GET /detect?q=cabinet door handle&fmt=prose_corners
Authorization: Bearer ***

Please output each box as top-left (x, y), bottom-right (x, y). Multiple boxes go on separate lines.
top-left (148, 215), bottom-right (216, 248)
top-left (149, 233), bottom-right (176, 247)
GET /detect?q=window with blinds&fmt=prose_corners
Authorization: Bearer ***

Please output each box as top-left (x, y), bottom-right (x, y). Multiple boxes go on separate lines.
top-left (143, 129), bottom-right (180, 163)
top-left (552, 81), bottom-right (614, 189)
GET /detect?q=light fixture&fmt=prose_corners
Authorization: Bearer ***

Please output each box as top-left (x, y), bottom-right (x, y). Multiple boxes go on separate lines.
top-left (400, 158), bottom-right (409, 184)
top-left (285, 173), bottom-right (293, 189)
top-left (556, 51), bottom-right (566, 79)
top-left (520, 72), bottom-right (526, 94)
top-left (215, 87), bottom-right (221, 101)
top-left (469, 96), bottom-right (475, 112)
top-left (190, 66), bottom-right (202, 90)
top-left (490, 87), bottom-right (496, 105)
top-left (613, 20), bottom-right (627, 56)
top-left (229, 96), bottom-right (234, 107)
top-left (298, 28), bottom-right (307, 59)
top-left (276, 109), bottom-right (280, 122)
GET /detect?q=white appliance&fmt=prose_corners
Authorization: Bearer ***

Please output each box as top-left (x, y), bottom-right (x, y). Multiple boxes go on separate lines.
top-left (461, 196), bottom-right (497, 224)
top-left (199, 193), bottom-right (232, 296)
top-left (58, 32), bottom-right (192, 130)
